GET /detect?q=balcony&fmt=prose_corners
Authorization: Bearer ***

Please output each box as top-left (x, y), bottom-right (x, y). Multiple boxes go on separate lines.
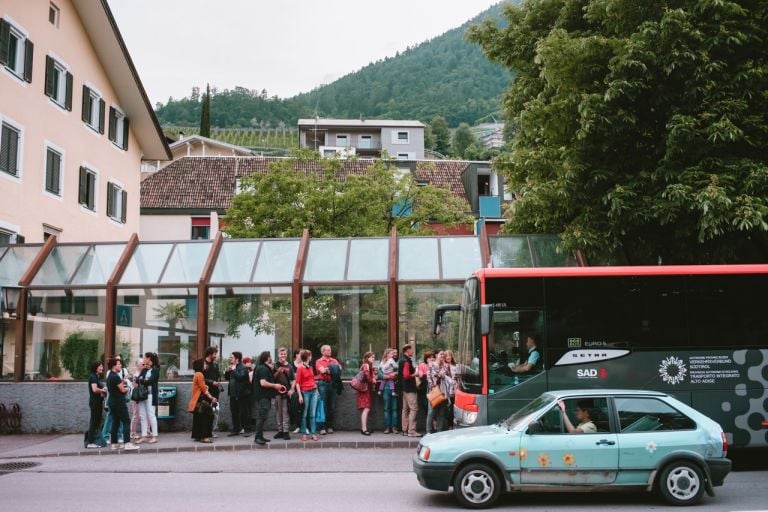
top-left (479, 195), bottom-right (501, 218)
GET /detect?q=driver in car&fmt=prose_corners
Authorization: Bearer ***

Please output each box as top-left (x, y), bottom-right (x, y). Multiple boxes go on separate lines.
top-left (558, 399), bottom-right (597, 434)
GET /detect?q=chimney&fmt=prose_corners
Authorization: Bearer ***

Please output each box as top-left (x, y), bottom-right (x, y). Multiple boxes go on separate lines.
top-left (178, 131), bottom-right (185, 140)
top-left (360, 114), bottom-right (365, 122)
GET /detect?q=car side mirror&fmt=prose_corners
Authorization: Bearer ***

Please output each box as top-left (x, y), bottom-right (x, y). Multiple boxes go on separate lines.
top-left (527, 420), bottom-right (543, 434)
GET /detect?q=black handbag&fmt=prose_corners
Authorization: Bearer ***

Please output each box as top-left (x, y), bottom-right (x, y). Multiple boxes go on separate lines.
top-left (195, 399), bottom-right (214, 416)
top-left (131, 383), bottom-right (148, 402)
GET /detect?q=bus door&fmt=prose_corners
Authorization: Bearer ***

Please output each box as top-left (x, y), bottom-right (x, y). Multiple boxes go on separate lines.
top-left (486, 308), bottom-right (548, 423)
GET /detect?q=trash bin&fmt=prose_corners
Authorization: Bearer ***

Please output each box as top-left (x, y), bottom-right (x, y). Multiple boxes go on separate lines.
top-left (157, 386), bottom-right (177, 420)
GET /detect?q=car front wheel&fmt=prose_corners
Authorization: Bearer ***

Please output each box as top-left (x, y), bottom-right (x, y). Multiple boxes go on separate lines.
top-left (659, 461), bottom-right (705, 506)
top-left (453, 463), bottom-right (502, 509)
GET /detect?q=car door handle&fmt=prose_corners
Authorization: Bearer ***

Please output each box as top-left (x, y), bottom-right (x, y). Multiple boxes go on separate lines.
top-left (595, 439), bottom-right (616, 446)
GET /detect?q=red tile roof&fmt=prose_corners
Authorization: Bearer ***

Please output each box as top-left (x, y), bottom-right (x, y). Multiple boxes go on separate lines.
top-left (141, 156), bottom-right (472, 211)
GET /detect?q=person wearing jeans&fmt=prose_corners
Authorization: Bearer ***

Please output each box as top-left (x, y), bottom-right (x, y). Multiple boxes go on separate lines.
top-left (380, 348), bottom-right (399, 434)
top-left (105, 357), bottom-right (138, 450)
top-left (314, 344), bottom-right (340, 434)
top-left (135, 352), bottom-right (160, 444)
top-left (252, 351), bottom-right (285, 445)
top-left (294, 349), bottom-right (319, 441)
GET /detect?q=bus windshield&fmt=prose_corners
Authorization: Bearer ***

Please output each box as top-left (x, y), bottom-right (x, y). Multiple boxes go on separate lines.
top-left (455, 277), bottom-right (482, 393)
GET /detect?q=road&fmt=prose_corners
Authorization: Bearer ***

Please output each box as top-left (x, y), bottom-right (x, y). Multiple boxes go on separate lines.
top-left (0, 450), bottom-right (765, 511)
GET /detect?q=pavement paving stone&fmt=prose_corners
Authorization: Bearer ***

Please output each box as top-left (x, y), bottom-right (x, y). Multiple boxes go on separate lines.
top-left (0, 430), bottom-right (422, 458)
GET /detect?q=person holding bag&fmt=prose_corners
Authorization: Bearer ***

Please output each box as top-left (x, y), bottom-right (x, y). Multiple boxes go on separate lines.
top-left (135, 352), bottom-right (160, 444)
top-left (426, 351), bottom-right (449, 434)
top-left (356, 351), bottom-right (377, 435)
top-left (189, 358), bottom-right (218, 443)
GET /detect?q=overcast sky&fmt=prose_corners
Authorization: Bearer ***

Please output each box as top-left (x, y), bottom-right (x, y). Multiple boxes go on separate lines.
top-left (107, 0), bottom-right (500, 105)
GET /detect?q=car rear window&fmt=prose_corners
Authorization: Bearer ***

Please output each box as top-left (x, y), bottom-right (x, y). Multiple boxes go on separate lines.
top-left (615, 397), bottom-right (696, 432)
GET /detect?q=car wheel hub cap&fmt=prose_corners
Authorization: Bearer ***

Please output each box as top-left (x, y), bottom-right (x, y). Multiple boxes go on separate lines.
top-left (462, 472), bottom-right (493, 504)
top-left (668, 468), bottom-right (699, 499)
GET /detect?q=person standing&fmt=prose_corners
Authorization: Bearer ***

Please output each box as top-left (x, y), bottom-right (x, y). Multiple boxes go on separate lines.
top-left (289, 349), bottom-right (303, 433)
top-left (399, 344), bottom-right (420, 437)
top-left (128, 358), bottom-right (143, 440)
top-left (443, 350), bottom-right (458, 429)
top-left (105, 357), bottom-right (139, 450)
top-left (135, 352), bottom-right (160, 444)
top-left (189, 358), bottom-right (218, 443)
top-left (202, 347), bottom-right (222, 436)
top-left (357, 351), bottom-right (377, 435)
top-left (85, 361), bottom-right (107, 448)
top-left (314, 344), bottom-right (340, 435)
top-left (253, 351), bottom-right (286, 444)
top-left (427, 351), bottom-right (448, 434)
top-left (294, 349), bottom-right (319, 441)
top-left (273, 347), bottom-right (294, 440)
top-left (101, 355), bottom-right (130, 444)
top-left (224, 351), bottom-right (250, 436)
top-left (380, 348), bottom-right (399, 434)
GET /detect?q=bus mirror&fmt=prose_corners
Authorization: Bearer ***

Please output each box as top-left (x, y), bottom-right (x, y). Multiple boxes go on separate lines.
top-left (433, 304), bottom-right (460, 336)
top-left (480, 305), bottom-right (493, 336)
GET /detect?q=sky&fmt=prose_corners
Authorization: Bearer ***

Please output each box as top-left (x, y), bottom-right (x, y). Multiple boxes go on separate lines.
top-left (107, 0), bottom-right (501, 106)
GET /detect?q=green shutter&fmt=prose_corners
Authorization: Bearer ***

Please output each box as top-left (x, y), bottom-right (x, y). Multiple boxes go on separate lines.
top-left (0, 124), bottom-right (9, 173)
top-left (0, 19), bottom-right (10, 67)
top-left (78, 166), bottom-right (87, 205)
top-left (121, 190), bottom-right (127, 223)
top-left (98, 99), bottom-right (105, 134)
top-left (122, 117), bottom-right (129, 150)
top-left (81, 85), bottom-right (91, 123)
top-left (45, 149), bottom-right (54, 192)
top-left (87, 172), bottom-right (95, 210)
top-left (106, 182), bottom-right (114, 217)
top-left (108, 107), bottom-right (116, 142)
top-left (44, 55), bottom-right (54, 97)
top-left (64, 71), bottom-right (73, 110)
top-left (23, 39), bottom-right (33, 83)
top-left (5, 125), bottom-right (18, 176)
top-left (51, 151), bottom-right (61, 194)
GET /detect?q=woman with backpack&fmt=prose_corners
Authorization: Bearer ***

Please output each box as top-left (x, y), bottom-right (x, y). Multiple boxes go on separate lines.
top-left (356, 351), bottom-right (377, 436)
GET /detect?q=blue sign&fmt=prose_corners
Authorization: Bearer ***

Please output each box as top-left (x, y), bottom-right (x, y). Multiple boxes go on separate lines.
top-left (116, 305), bottom-right (132, 327)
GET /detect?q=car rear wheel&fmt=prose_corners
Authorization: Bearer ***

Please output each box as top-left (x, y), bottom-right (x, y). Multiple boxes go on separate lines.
top-left (453, 463), bottom-right (502, 509)
top-left (659, 461), bottom-right (705, 506)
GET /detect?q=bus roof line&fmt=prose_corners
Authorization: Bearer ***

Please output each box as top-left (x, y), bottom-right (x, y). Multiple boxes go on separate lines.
top-left (476, 264), bottom-right (768, 278)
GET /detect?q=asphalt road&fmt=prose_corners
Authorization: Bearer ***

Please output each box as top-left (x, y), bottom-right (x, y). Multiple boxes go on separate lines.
top-left (0, 450), bottom-right (765, 512)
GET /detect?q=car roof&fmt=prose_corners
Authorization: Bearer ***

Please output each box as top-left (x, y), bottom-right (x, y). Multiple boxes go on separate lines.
top-left (543, 389), bottom-right (669, 399)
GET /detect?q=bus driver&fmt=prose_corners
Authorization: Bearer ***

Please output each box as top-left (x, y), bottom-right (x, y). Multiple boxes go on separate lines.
top-left (509, 334), bottom-right (542, 374)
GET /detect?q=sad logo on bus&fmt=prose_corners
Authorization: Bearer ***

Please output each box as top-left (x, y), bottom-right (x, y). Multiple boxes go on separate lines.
top-left (658, 356), bottom-right (687, 385)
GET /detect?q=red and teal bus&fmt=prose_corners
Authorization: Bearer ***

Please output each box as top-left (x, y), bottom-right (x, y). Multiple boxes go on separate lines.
top-left (434, 265), bottom-right (768, 449)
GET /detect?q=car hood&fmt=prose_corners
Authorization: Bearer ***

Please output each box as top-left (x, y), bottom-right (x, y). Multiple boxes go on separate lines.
top-left (421, 424), bottom-right (513, 446)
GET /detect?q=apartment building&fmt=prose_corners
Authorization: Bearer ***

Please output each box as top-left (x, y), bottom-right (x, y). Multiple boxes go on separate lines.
top-left (0, 0), bottom-right (170, 243)
top-left (298, 118), bottom-right (425, 160)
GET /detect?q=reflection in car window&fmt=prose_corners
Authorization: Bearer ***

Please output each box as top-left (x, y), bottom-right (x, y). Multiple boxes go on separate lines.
top-left (616, 397), bottom-right (696, 433)
top-left (505, 395), bottom-right (551, 428)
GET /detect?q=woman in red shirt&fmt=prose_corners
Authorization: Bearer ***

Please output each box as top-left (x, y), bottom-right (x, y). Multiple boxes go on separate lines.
top-left (293, 349), bottom-right (319, 441)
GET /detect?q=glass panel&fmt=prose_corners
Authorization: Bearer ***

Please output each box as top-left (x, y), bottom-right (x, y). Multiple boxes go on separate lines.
top-left (303, 239), bottom-right (348, 282)
top-left (347, 239), bottom-right (388, 281)
top-left (398, 238), bottom-right (439, 280)
top-left (31, 245), bottom-right (90, 286)
top-left (120, 244), bottom-right (174, 285)
top-left (70, 244), bottom-right (126, 286)
top-left (1, 316), bottom-right (14, 379)
top-left (210, 241), bottom-right (261, 283)
top-left (115, 287), bottom-right (199, 381)
top-left (208, 286), bottom-right (292, 362)
top-left (490, 236), bottom-right (533, 268)
top-left (302, 285), bottom-right (387, 378)
top-left (398, 283), bottom-right (463, 357)
top-left (23, 289), bottom-right (107, 380)
top-left (530, 235), bottom-right (575, 267)
top-left (252, 240), bottom-right (300, 283)
top-left (440, 237), bottom-right (482, 279)
top-left (0, 245), bottom-right (41, 285)
top-left (160, 242), bottom-right (212, 284)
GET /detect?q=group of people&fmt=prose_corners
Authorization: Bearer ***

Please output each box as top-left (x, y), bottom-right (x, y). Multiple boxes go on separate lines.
top-left (85, 352), bottom-right (161, 450)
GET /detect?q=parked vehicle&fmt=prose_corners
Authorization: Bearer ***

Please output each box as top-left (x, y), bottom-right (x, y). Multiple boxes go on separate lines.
top-left (413, 389), bottom-right (731, 508)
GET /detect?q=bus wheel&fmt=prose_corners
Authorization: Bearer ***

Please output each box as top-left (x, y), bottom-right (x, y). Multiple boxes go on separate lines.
top-left (659, 461), bottom-right (704, 506)
top-left (453, 463), bottom-right (501, 509)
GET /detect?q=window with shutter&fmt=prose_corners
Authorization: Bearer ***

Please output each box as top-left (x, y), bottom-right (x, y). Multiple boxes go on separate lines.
top-left (106, 182), bottom-right (127, 223)
top-left (45, 55), bottom-right (71, 109)
top-left (108, 106), bottom-right (129, 150)
top-left (78, 166), bottom-right (96, 210)
top-left (82, 87), bottom-right (104, 132)
top-left (1, 19), bottom-right (33, 81)
top-left (0, 122), bottom-right (20, 177)
top-left (45, 147), bottom-right (61, 195)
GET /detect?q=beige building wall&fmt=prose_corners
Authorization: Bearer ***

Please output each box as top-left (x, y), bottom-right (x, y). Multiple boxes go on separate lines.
top-left (0, 0), bottom-right (142, 243)
top-left (140, 215), bottom-right (192, 241)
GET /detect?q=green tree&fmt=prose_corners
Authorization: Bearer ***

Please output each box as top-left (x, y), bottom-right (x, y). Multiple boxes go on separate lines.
top-left (199, 83), bottom-right (211, 137)
top-left (451, 123), bottom-right (477, 158)
top-left (60, 331), bottom-right (99, 379)
top-left (430, 116), bottom-right (452, 156)
top-left (224, 151), bottom-right (472, 238)
top-left (468, 0), bottom-right (768, 264)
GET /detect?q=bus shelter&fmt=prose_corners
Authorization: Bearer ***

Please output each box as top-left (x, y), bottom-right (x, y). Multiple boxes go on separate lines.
top-left (0, 231), bottom-right (576, 381)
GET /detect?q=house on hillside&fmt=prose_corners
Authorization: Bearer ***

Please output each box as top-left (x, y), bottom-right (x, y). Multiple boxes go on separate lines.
top-left (140, 134), bottom-right (253, 175)
top-left (0, 0), bottom-right (170, 243)
top-left (298, 118), bottom-right (425, 160)
top-left (140, 156), bottom-right (509, 240)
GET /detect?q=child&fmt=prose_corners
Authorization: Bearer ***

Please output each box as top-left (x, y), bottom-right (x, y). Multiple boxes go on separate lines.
top-left (378, 348), bottom-right (398, 396)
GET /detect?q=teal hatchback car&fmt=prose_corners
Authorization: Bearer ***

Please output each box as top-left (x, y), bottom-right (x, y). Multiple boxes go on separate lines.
top-left (413, 390), bottom-right (731, 508)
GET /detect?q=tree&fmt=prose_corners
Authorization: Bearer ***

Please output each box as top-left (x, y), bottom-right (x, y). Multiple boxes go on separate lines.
top-left (224, 150), bottom-right (472, 238)
top-left (199, 83), bottom-right (211, 137)
top-left (430, 116), bottom-right (451, 156)
top-left (468, 1), bottom-right (768, 264)
top-left (60, 331), bottom-right (99, 379)
top-left (451, 123), bottom-right (477, 159)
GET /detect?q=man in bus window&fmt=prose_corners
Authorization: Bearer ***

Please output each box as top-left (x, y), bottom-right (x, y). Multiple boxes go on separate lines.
top-left (509, 334), bottom-right (542, 374)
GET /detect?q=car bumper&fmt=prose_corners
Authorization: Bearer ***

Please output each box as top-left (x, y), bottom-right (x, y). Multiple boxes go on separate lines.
top-left (706, 458), bottom-right (731, 487)
top-left (413, 456), bottom-right (455, 491)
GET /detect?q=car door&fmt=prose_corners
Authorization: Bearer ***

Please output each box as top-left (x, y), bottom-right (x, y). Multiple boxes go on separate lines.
top-left (520, 400), bottom-right (619, 485)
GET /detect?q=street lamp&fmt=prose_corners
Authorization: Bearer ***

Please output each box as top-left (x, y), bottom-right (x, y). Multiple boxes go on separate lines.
top-left (1, 286), bottom-right (21, 317)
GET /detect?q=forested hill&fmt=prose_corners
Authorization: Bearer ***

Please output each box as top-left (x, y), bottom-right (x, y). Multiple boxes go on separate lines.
top-left (154, 4), bottom-right (509, 128)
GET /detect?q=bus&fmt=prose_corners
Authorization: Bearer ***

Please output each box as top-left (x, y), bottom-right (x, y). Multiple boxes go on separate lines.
top-left (434, 265), bottom-right (768, 450)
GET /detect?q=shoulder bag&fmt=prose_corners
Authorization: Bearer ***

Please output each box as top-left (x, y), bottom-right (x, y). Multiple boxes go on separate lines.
top-left (427, 385), bottom-right (446, 408)
top-left (131, 382), bottom-right (148, 402)
top-left (349, 370), bottom-right (368, 392)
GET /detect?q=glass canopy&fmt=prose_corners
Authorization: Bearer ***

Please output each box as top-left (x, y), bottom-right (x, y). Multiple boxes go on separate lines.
top-left (210, 239), bottom-right (300, 284)
top-left (398, 237), bottom-right (483, 280)
top-left (490, 235), bottom-right (574, 268)
top-left (29, 243), bottom-right (127, 287)
top-left (304, 238), bottom-right (389, 282)
top-left (0, 245), bottom-right (43, 286)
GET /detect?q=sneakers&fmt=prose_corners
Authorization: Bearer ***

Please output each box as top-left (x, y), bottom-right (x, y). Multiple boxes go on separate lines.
top-left (292, 427), bottom-right (300, 434)
top-left (319, 429), bottom-right (327, 435)
top-left (135, 437), bottom-right (146, 444)
top-left (283, 433), bottom-right (291, 440)
top-left (148, 437), bottom-right (158, 444)
top-left (377, 391), bottom-right (383, 396)
top-left (301, 435), bottom-right (308, 442)
top-left (408, 432), bottom-right (423, 437)
top-left (327, 428), bottom-right (334, 434)
top-left (254, 438), bottom-right (266, 445)
top-left (85, 443), bottom-right (100, 449)
top-left (123, 443), bottom-right (140, 450)
top-left (311, 435), bottom-right (319, 441)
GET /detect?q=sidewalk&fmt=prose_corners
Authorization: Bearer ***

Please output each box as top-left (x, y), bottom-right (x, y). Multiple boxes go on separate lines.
top-left (0, 430), bottom-right (422, 459)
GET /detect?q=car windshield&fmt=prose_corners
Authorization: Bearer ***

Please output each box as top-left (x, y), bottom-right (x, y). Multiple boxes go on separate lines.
top-left (504, 395), bottom-right (553, 429)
